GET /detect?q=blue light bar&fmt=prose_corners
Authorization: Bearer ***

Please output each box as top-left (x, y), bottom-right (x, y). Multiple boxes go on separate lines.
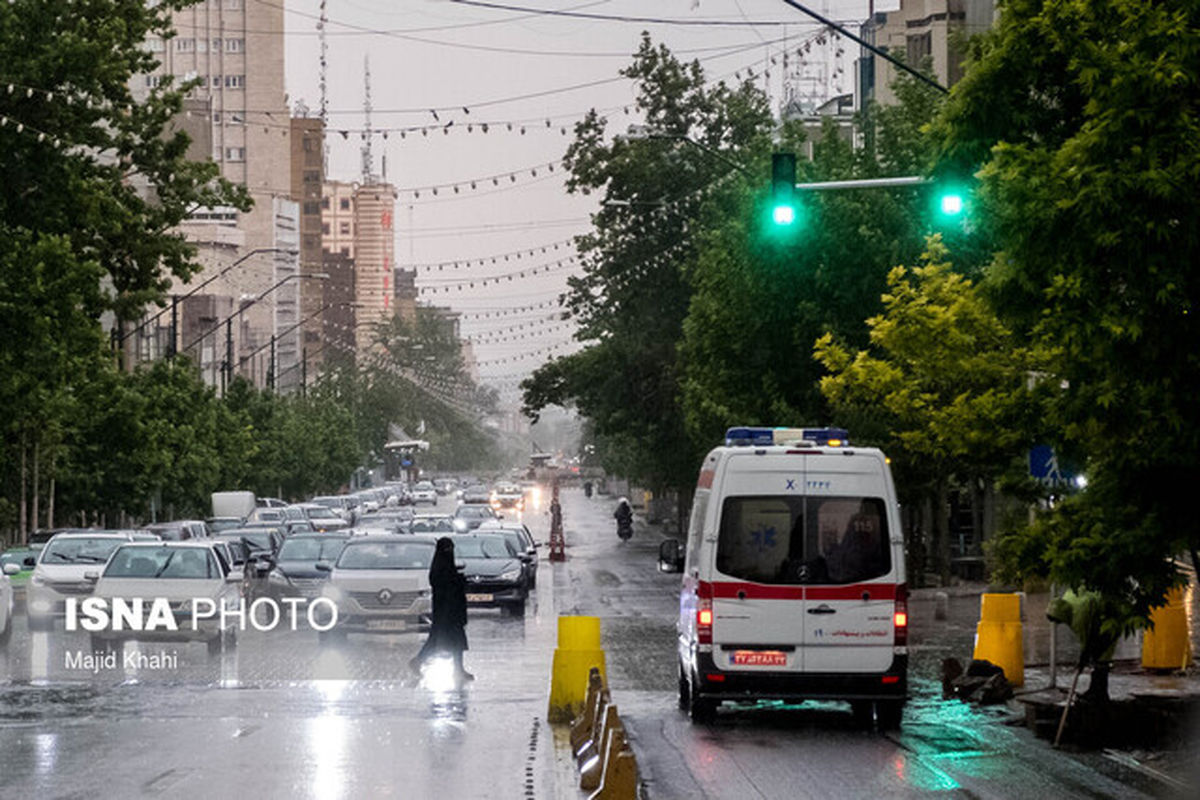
top-left (723, 427), bottom-right (850, 447)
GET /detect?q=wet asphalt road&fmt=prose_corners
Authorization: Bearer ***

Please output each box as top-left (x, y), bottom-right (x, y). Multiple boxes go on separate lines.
top-left (0, 488), bottom-right (1179, 798)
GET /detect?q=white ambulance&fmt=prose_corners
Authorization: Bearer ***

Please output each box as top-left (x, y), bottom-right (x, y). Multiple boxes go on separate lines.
top-left (659, 426), bottom-right (908, 727)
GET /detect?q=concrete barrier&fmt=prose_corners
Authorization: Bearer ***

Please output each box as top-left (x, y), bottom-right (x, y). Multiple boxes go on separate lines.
top-left (589, 717), bottom-right (638, 800)
top-left (570, 668), bottom-right (605, 753)
top-left (580, 704), bottom-right (621, 790)
top-left (548, 616), bottom-right (607, 723)
top-left (1143, 586), bottom-right (1192, 670)
top-left (973, 592), bottom-right (1024, 686)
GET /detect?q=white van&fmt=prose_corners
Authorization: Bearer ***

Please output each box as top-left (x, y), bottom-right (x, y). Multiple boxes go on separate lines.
top-left (659, 426), bottom-right (908, 728)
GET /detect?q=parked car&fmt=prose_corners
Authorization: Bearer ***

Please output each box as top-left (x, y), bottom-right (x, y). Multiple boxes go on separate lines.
top-left (453, 504), bottom-right (497, 532)
top-left (265, 533), bottom-right (352, 602)
top-left (450, 533), bottom-right (531, 617)
top-left (0, 547), bottom-right (38, 603)
top-left (206, 516), bottom-right (245, 534)
top-left (88, 541), bottom-right (241, 657)
top-left (1, 561), bottom-right (16, 645)
top-left (26, 531), bottom-right (158, 631)
top-left (311, 495), bottom-right (358, 523)
top-left (411, 481), bottom-right (438, 506)
top-left (315, 535), bottom-right (438, 641)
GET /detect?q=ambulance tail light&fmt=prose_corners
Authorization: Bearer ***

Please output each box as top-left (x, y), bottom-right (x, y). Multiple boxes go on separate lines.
top-left (894, 583), bottom-right (908, 645)
top-left (697, 581), bottom-right (714, 645)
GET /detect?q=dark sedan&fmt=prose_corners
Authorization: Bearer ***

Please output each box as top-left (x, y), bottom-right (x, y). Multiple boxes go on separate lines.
top-left (264, 533), bottom-right (352, 601)
top-left (451, 533), bottom-right (531, 617)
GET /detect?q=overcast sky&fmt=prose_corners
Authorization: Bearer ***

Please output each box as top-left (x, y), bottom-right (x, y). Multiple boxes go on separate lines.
top-left (279, 0), bottom-right (893, 398)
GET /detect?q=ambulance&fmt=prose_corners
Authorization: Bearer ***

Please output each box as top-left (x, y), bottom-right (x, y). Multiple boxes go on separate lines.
top-left (658, 427), bottom-right (907, 727)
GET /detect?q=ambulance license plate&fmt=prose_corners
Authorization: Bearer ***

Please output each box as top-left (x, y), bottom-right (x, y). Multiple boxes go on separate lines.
top-left (732, 650), bottom-right (788, 667)
top-left (466, 593), bottom-right (493, 603)
top-left (366, 619), bottom-right (408, 630)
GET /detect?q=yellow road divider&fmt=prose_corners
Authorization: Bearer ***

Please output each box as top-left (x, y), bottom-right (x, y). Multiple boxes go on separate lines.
top-left (561, 664), bottom-right (642, 799)
top-left (973, 593), bottom-right (1024, 686)
top-left (548, 616), bottom-right (607, 723)
top-left (1143, 586), bottom-right (1192, 670)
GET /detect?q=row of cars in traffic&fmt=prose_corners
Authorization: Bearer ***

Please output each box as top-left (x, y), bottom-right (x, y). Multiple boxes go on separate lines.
top-left (0, 477), bottom-right (541, 656)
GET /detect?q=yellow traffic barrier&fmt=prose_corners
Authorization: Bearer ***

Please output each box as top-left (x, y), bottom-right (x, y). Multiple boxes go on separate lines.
top-left (549, 616), bottom-right (607, 723)
top-left (1143, 587), bottom-right (1192, 670)
top-left (973, 593), bottom-right (1024, 686)
top-left (589, 718), bottom-right (639, 800)
top-left (580, 704), bottom-right (621, 790)
top-left (570, 668), bottom-right (606, 753)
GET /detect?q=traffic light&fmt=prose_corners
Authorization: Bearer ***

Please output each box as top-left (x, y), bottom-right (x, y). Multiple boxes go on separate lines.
top-left (933, 180), bottom-right (969, 224)
top-left (771, 152), bottom-right (797, 227)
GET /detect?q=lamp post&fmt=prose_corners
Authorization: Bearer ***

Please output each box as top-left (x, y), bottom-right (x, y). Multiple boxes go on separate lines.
top-left (182, 272), bottom-right (328, 394)
top-left (238, 300), bottom-right (361, 392)
top-left (115, 247), bottom-right (298, 363)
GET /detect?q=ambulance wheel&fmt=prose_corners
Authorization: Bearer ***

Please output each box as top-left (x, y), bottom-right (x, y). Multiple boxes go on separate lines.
top-left (850, 701), bottom-right (874, 729)
top-left (677, 664), bottom-right (689, 711)
top-left (876, 700), bottom-right (904, 731)
top-left (688, 674), bottom-right (716, 723)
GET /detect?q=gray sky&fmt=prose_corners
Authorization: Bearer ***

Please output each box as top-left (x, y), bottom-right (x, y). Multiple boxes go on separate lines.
top-left (279, 0), bottom-right (890, 398)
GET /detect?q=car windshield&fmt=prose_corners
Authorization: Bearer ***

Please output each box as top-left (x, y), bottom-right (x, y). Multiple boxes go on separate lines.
top-left (452, 537), bottom-right (514, 559)
top-left (249, 509), bottom-right (283, 521)
top-left (410, 518), bottom-right (454, 533)
top-left (337, 541), bottom-right (435, 570)
top-left (104, 547), bottom-right (218, 579)
top-left (457, 506), bottom-right (492, 519)
top-left (41, 537), bottom-right (124, 564)
top-left (305, 506), bottom-right (341, 521)
top-left (716, 496), bottom-right (890, 585)
top-left (498, 532), bottom-right (527, 553)
top-left (278, 538), bottom-right (346, 562)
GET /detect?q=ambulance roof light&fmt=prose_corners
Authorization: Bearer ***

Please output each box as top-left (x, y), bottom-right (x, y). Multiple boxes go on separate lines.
top-left (724, 426), bottom-right (849, 447)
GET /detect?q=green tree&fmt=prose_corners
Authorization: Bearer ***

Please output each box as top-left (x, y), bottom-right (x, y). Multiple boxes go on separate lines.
top-left (933, 0), bottom-right (1200, 643)
top-left (815, 238), bottom-right (1038, 582)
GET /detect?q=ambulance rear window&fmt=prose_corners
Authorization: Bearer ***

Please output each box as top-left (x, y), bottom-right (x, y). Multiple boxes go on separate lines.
top-left (715, 496), bottom-right (890, 585)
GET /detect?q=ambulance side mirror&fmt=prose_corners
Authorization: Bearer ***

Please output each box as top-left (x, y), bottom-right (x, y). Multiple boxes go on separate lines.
top-left (658, 539), bottom-right (684, 573)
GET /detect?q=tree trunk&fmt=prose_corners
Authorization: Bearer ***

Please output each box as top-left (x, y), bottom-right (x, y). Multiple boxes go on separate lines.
top-left (31, 438), bottom-right (40, 534)
top-left (18, 433), bottom-right (27, 544)
top-left (1082, 661), bottom-right (1111, 703)
top-left (47, 474), bottom-right (55, 529)
top-left (936, 479), bottom-right (951, 586)
top-left (970, 477), bottom-right (984, 556)
top-left (982, 480), bottom-right (997, 542)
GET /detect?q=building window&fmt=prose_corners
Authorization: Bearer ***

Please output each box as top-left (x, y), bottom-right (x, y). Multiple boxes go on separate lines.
top-left (197, 38), bottom-right (208, 53)
top-left (340, 247), bottom-right (350, 256)
top-left (339, 222), bottom-right (351, 235)
top-left (303, 170), bottom-right (319, 184)
top-left (224, 75), bottom-right (245, 89)
top-left (226, 147), bottom-right (245, 161)
top-left (175, 38), bottom-right (194, 52)
top-left (906, 32), bottom-right (932, 67)
top-left (322, 223), bottom-right (331, 235)
top-left (225, 38), bottom-right (244, 53)
top-left (321, 197), bottom-right (330, 210)
top-left (211, 75), bottom-right (222, 88)
top-left (145, 75), bottom-right (162, 88)
top-left (229, 112), bottom-right (244, 124)
top-left (339, 198), bottom-right (350, 211)
top-left (146, 39), bottom-right (165, 53)
top-left (303, 201), bottom-right (321, 215)
top-left (212, 38), bottom-right (222, 52)
top-left (303, 137), bottom-right (316, 153)
top-left (212, 112), bottom-right (222, 123)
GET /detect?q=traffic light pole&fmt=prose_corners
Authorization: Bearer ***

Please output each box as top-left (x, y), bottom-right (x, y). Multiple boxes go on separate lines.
top-left (795, 175), bottom-right (930, 191)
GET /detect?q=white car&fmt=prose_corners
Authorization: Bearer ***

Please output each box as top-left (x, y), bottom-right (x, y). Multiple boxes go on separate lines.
top-left (316, 535), bottom-right (436, 642)
top-left (89, 542), bottom-right (242, 656)
top-left (411, 481), bottom-right (438, 505)
top-left (27, 531), bottom-right (158, 631)
top-left (1, 562), bottom-right (17, 645)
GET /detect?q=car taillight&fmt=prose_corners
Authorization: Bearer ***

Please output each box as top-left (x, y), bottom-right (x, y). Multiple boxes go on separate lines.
top-left (697, 581), bottom-right (713, 644)
top-left (894, 583), bottom-right (908, 645)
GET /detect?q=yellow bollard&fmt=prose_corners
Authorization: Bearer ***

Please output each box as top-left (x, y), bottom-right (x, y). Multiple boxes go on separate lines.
top-left (1142, 587), bottom-right (1192, 670)
top-left (549, 616), bottom-right (607, 723)
top-left (589, 722), bottom-right (639, 800)
top-left (973, 593), bottom-right (1024, 686)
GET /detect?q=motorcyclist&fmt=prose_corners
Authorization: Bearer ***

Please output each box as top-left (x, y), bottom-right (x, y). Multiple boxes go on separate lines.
top-left (613, 497), bottom-right (633, 538)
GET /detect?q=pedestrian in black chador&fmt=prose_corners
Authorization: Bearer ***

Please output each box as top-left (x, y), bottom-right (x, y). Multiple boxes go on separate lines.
top-left (410, 537), bottom-right (473, 682)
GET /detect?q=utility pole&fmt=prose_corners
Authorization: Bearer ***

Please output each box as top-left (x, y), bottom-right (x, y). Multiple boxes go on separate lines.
top-left (268, 335), bottom-right (276, 392)
top-left (301, 346), bottom-right (307, 397)
top-left (223, 318), bottom-right (233, 395)
top-left (168, 295), bottom-right (179, 358)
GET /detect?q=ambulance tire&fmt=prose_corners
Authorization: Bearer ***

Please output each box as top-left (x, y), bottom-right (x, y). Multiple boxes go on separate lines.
top-left (687, 673), bottom-right (716, 723)
top-left (876, 700), bottom-right (904, 731)
top-left (850, 700), bottom-right (874, 730)
top-left (677, 663), bottom-right (689, 711)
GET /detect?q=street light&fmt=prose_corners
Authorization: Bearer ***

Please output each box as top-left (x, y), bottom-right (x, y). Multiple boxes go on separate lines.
top-left (181, 272), bottom-right (328, 393)
top-left (237, 300), bottom-right (363, 391)
top-left (116, 247), bottom-right (299, 358)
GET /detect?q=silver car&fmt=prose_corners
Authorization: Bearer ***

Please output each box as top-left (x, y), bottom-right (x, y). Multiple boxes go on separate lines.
top-left (27, 531), bottom-right (158, 631)
top-left (1, 562), bottom-right (17, 645)
top-left (316, 535), bottom-right (436, 642)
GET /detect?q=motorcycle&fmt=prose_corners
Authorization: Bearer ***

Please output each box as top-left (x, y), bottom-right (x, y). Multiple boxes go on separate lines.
top-left (617, 519), bottom-right (633, 541)
top-left (583, 481), bottom-right (593, 498)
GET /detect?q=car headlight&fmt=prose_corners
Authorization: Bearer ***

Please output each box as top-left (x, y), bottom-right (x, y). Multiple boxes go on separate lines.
top-left (499, 568), bottom-right (522, 583)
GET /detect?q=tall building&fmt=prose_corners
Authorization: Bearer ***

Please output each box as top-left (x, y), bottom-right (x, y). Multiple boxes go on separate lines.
top-left (290, 115), bottom-right (327, 377)
top-left (130, 0), bottom-right (298, 390)
top-left (320, 180), bottom-right (398, 356)
top-left (863, 0), bottom-right (997, 107)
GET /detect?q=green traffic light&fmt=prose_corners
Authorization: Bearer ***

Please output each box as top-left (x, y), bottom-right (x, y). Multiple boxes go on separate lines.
top-left (772, 204), bottom-right (796, 226)
top-left (940, 193), bottom-right (964, 216)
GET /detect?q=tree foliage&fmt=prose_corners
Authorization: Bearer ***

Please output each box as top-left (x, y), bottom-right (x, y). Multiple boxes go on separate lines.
top-left (934, 0), bottom-right (1200, 619)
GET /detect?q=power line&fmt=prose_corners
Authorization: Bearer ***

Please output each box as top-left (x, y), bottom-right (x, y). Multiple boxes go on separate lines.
top-left (448, 0), bottom-right (836, 27)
